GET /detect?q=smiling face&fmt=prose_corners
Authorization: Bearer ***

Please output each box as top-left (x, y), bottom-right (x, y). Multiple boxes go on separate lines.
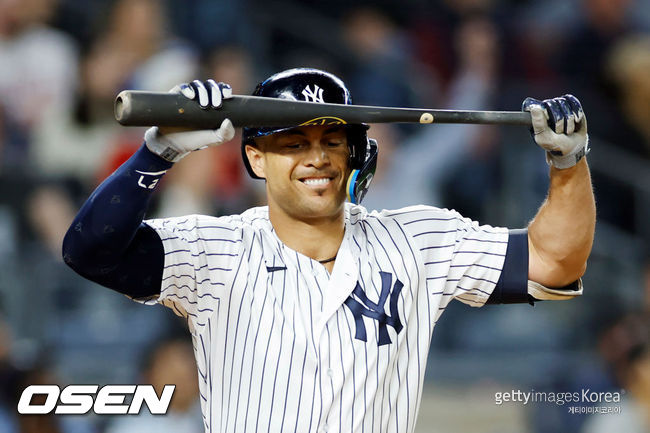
top-left (245, 125), bottom-right (350, 222)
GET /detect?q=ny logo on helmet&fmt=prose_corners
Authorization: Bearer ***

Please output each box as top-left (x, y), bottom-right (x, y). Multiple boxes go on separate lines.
top-left (302, 85), bottom-right (325, 103)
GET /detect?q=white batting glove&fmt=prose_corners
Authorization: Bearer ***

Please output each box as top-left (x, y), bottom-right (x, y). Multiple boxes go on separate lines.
top-left (145, 80), bottom-right (236, 163)
top-left (522, 94), bottom-right (590, 169)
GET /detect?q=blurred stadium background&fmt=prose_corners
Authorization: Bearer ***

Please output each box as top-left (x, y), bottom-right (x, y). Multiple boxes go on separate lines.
top-left (0, 0), bottom-right (649, 432)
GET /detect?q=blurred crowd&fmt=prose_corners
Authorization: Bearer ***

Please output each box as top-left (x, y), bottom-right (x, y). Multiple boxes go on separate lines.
top-left (0, 0), bottom-right (649, 431)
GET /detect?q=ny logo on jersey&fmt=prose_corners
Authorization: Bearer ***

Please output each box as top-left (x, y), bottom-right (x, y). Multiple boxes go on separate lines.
top-left (301, 85), bottom-right (325, 103)
top-left (344, 272), bottom-right (404, 346)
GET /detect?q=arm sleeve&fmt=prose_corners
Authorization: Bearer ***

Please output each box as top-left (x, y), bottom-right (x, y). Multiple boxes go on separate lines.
top-left (486, 228), bottom-right (531, 305)
top-left (62, 144), bottom-right (173, 298)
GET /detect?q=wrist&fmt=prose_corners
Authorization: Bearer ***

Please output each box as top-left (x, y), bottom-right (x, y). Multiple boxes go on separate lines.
top-left (546, 137), bottom-right (590, 170)
top-left (144, 127), bottom-right (189, 163)
top-left (139, 143), bottom-right (176, 169)
top-left (134, 142), bottom-right (175, 171)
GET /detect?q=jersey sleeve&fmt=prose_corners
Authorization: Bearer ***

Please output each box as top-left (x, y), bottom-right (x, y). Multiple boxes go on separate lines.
top-left (137, 214), bottom-right (243, 325)
top-left (392, 205), bottom-right (508, 307)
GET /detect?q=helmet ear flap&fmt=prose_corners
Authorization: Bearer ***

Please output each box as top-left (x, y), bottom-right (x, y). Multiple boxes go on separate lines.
top-left (347, 124), bottom-right (370, 170)
top-left (346, 138), bottom-right (378, 204)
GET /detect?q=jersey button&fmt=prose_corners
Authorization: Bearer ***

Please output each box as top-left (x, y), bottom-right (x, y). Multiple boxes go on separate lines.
top-left (327, 368), bottom-right (333, 378)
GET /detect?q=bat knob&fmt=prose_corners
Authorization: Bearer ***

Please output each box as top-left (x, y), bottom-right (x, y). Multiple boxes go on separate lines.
top-left (114, 91), bottom-right (132, 124)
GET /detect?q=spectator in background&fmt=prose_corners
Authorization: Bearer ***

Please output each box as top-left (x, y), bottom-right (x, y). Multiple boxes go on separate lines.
top-left (553, 0), bottom-right (642, 145)
top-left (166, 0), bottom-right (250, 54)
top-left (31, 35), bottom-right (145, 189)
top-left (156, 45), bottom-right (261, 217)
top-left (557, 0), bottom-right (636, 79)
top-left (605, 34), bottom-right (650, 267)
top-left (407, 0), bottom-right (497, 93)
top-left (105, 337), bottom-right (203, 433)
top-left (31, 0), bottom-right (199, 191)
top-left (12, 366), bottom-right (65, 433)
top-left (550, 0), bottom-right (647, 239)
top-left (102, 0), bottom-right (199, 93)
top-left (0, 0), bottom-right (78, 171)
top-left (95, 0), bottom-right (196, 177)
top-left (0, 345), bottom-right (95, 433)
top-left (581, 313), bottom-right (650, 433)
top-left (0, 315), bottom-right (19, 432)
top-left (363, 14), bottom-right (501, 216)
top-left (605, 34), bottom-right (650, 159)
top-left (25, 184), bottom-right (76, 258)
top-left (342, 7), bottom-right (434, 108)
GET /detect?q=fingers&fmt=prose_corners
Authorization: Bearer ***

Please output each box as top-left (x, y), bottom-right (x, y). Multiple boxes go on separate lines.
top-left (219, 82), bottom-right (232, 99)
top-left (179, 83), bottom-right (196, 100)
top-left (191, 80), bottom-right (210, 108)
top-left (171, 80), bottom-right (232, 109)
top-left (522, 96), bottom-right (542, 112)
top-left (523, 97), bottom-right (551, 138)
top-left (206, 79), bottom-right (222, 109)
top-left (169, 83), bottom-right (196, 100)
top-left (557, 98), bottom-right (575, 135)
top-left (563, 94), bottom-right (584, 121)
top-left (215, 119), bottom-right (235, 143)
top-left (528, 104), bottom-right (549, 137)
top-left (524, 95), bottom-right (586, 135)
top-left (542, 99), bottom-right (565, 134)
top-left (563, 94), bottom-right (586, 132)
top-left (186, 120), bottom-right (235, 147)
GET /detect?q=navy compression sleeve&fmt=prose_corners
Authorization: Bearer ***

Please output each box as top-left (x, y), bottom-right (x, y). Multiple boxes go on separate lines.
top-left (485, 229), bottom-right (580, 305)
top-left (62, 144), bottom-right (173, 298)
top-left (486, 229), bottom-right (531, 305)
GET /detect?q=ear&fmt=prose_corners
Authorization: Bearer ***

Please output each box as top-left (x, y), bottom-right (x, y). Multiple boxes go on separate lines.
top-left (244, 144), bottom-right (266, 179)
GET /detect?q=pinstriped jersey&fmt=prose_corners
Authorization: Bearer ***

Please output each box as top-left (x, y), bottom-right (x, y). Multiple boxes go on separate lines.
top-left (140, 203), bottom-right (508, 433)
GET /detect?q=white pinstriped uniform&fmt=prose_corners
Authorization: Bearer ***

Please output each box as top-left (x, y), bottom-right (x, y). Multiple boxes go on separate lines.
top-left (140, 203), bottom-right (508, 433)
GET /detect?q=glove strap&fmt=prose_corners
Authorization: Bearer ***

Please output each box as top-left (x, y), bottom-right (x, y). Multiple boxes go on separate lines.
top-left (546, 137), bottom-right (590, 170)
top-left (144, 127), bottom-right (187, 163)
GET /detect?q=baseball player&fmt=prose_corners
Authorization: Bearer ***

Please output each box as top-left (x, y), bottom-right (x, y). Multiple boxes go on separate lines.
top-left (62, 68), bottom-right (595, 433)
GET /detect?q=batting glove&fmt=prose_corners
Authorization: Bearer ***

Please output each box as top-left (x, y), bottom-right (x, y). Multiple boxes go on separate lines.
top-left (522, 94), bottom-right (590, 169)
top-left (145, 80), bottom-right (236, 163)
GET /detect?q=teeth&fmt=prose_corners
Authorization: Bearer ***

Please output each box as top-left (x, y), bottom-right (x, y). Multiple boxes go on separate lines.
top-left (303, 178), bottom-right (330, 186)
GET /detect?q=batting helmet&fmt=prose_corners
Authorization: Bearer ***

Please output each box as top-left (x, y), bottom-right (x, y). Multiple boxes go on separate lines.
top-left (241, 68), bottom-right (378, 204)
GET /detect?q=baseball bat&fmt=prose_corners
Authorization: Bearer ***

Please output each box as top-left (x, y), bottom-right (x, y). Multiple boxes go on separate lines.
top-left (114, 91), bottom-right (532, 128)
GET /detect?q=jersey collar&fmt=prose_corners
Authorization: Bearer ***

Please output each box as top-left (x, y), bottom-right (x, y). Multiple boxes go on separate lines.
top-left (315, 206), bottom-right (359, 337)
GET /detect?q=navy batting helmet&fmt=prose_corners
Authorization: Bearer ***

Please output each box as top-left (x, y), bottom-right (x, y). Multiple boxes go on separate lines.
top-left (241, 68), bottom-right (378, 204)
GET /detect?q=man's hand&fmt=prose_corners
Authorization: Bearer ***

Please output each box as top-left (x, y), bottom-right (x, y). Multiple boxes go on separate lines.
top-left (522, 94), bottom-right (589, 169)
top-left (145, 80), bottom-right (236, 163)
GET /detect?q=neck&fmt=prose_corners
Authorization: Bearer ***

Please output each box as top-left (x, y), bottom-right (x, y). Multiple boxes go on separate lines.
top-left (269, 205), bottom-right (345, 263)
